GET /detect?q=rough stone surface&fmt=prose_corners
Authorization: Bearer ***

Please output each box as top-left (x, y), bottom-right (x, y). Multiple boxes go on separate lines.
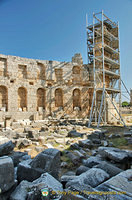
top-left (17, 159), bottom-right (44, 182)
top-left (15, 138), bottom-right (32, 148)
top-left (17, 148), bottom-right (61, 182)
top-left (0, 156), bottom-right (15, 193)
top-left (11, 173), bottom-right (63, 200)
top-left (70, 143), bottom-right (81, 150)
top-left (94, 161), bottom-right (123, 177)
top-left (68, 130), bottom-right (83, 138)
top-left (9, 151), bottom-right (28, 167)
top-left (0, 180), bottom-right (17, 200)
top-left (66, 168), bottom-right (109, 188)
top-left (84, 156), bottom-right (103, 168)
top-left (76, 165), bottom-right (90, 176)
top-left (10, 180), bottom-right (33, 200)
top-left (96, 169), bottom-right (132, 200)
top-left (0, 141), bottom-right (15, 156)
top-left (61, 175), bottom-right (77, 188)
top-left (65, 183), bottom-right (96, 199)
top-left (98, 147), bottom-right (130, 162)
top-left (30, 148), bottom-right (61, 180)
top-left (87, 130), bottom-right (105, 140)
top-left (66, 152), bottom-right (80, 165)
top-left (79, 139), bottom-right (93, 149)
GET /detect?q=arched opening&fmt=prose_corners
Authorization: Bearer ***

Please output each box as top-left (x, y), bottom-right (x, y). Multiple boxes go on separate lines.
top-left (18, 87), bottom-right (27, 111)
top-left (0, 86), bottom-right (8, 111)
top-left (55, 88), bottom-right (63, 107)
top-left (73, 89), bottom-right (81, 110)
top-left (37, 88), bottom-right (45, 111)
top-left (72, 66), bottom-right (81, 84)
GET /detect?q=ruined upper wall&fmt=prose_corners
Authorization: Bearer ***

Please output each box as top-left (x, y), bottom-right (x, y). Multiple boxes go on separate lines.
top-left (0, 53), bottom-right (92, 122)
top-left (0, 53), bottom-right (90, 87)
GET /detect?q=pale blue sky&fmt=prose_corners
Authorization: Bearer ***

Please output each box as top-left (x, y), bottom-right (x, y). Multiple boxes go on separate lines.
top-left (0, 0), bottom-right (131, 101)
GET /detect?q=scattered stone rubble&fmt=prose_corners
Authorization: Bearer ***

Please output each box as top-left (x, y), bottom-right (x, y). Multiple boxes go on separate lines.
top-left (0, 120), bottom-right (132, 199)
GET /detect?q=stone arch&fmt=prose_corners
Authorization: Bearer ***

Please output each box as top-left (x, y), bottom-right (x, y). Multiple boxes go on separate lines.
top-left (18, 87), bottom-right (27, 111)
top-left (73, 88), bottom-right (81, 110)
top-left (72, 66), bottom-right (81, 84)
top-left (37, 88), bottom-right (45, 110)
top-left (55, 88), bottom-right (63, 107)
top-left (0, 86), bottom-right (8, 111)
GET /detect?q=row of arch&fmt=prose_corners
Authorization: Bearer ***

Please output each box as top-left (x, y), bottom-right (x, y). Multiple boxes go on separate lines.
top-left (0, 86), bottom-right (81, 111)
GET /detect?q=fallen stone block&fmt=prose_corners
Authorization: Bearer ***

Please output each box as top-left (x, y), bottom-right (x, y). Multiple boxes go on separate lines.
top-left (79, 139), bottom-right (93, 149)
top-left (0, 141), bottom-right (15, 156)
top-left (66, 168), bottom-right (109, 188)
top-left (17, 159), bottom-right (44, 182)
top-left (15, 138), bottom-right (32, 148)
top-left (94, 161), bottom-right (123, 177)
top-left (68, 130), bottom-right (84, 138)
top-left (66, 152), bottom-right (80, 165)
top-left (84, 156), bottom-right (103, 168)
top-left (0, 180), bottom-right (17, 200)
top-left (0, 156), bottom-right (15, 193)
top-left (65, 183), bottom-right (96, 199)
top-left (17, 148), bottom-right (61, 182)
top-left (30, 148), bottom-right (60, 180)
top-left (96, 169), bottom-right (132, 200)
top-left (76, 165), bottom-right (90, 176)
top-left (98, 147), bottom-right (130, 163)
top-left (9, 151), bottom-right (28, 167)
top-left (10, 180), bottom-right (33, 200)
top-left (11, 173), bottom-right (63, 200)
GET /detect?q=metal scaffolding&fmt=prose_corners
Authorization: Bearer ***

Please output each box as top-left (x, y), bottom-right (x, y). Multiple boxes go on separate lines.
top-left (86, 11), bottom-right (126, 127)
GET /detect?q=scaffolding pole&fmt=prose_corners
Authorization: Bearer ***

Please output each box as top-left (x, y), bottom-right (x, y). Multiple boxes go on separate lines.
top-left (87, 11), bottom-right (126, 127)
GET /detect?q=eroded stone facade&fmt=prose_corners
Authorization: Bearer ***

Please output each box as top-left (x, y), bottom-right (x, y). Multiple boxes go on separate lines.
top-left (0, 53), bottom-right (93, 123)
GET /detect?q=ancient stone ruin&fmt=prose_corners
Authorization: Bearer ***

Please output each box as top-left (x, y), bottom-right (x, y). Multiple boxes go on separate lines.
top-left (0, 51), bottom-right (120, 128)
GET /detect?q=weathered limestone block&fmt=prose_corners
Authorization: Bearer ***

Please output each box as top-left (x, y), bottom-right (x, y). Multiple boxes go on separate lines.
top-left (0, 141), bottom-right (15, 156)
top-left (30, 148), bottom-right (61, 180)
top-left (11, 173), bottom-right (63, 200)
top-left (79, 139), bottom-right (93, 149)
top-left (98, 147), bottom-right (131, 163)
top-left (0, 156), bottom-right (15, 193)
top-left (10, 180), bottom-right (33, 200)
top-left (94, 161), bottom-right (123, 177)
top-left (17, 159), bottom-right (43, 182)
top-left (84, 156), bottom-right (103, 168)
top-left (15, 138), bottom-right (32, 148)
top-left (96, 169), bottom-right (132, 200)
top-left (9, 151), bottom-right (29, 167)
top-left (66, 168), bottom-right (109, 188)
top-left (76, 165), bottom-right (90, 176)
top-left (17, 148), bottom-right (61, 182)
top-left (68, 130), bottom-right (83, 138)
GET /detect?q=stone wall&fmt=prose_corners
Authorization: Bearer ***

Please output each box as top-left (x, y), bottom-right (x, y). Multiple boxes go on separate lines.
top-left (0, 53), bottom-right (92, 123)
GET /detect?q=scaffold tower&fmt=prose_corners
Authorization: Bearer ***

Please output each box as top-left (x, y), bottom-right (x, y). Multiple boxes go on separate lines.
top-left (86, 11), bottom-right (126, 127)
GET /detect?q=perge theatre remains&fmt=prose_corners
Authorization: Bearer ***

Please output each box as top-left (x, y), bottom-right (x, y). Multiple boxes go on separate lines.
top-left (0, 12), bottom-right (122, 126)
